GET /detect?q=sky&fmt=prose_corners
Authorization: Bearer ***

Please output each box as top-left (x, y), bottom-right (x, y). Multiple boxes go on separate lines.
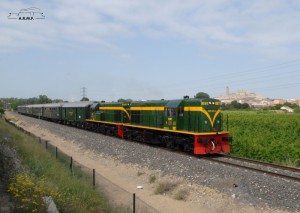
top-left (1, 0), bottom-right (300, 102)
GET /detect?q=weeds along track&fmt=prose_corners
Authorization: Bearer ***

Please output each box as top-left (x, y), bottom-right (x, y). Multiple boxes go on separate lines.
top-left (202, 155), bottom-right (300, 183)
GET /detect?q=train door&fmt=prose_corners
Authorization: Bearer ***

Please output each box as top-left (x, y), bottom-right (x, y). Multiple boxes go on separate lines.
top-left (176, 107), bottom-right (184, 130)
top-left (164, 108), bottom-right (177, 130)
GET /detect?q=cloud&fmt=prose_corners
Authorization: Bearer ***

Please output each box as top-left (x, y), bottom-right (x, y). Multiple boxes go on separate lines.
top-left (1, 0), bottom-right (300, 59)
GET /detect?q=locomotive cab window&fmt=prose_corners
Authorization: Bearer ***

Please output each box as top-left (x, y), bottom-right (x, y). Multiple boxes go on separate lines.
top-left (166, 108), bottom-right (176, 117)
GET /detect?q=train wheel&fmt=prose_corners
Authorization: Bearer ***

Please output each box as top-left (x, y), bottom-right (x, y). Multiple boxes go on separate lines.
top-left (166, 141), bottom-right (174, 149)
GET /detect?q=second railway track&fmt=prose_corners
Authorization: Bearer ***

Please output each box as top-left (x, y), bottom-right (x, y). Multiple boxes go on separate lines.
top-left (203, 155), bottom-right (300, 183)
top-left (221, 155), bottom-right (300, 173)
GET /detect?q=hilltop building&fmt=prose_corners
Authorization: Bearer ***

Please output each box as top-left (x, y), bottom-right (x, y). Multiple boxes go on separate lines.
top-left (216, 87), bottom-right (273, 108)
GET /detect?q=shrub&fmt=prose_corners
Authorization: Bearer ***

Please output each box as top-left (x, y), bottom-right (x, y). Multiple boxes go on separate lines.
top-left (154, 180), bottom-right (177, 195)
top-left (8, 174), bottom-right (63, 212)
top-left (149, 175), bottom-right (156, 183)
top-left (137, 171), bottom-right (144, 176)
top-left (295, 159), bottom-right (300, 167)
top-left (173, 189), bottom-right (189, 201)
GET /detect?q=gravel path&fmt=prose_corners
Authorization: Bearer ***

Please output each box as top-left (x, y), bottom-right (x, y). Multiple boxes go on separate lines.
top-left (12, 113), bottom-right (300, 212)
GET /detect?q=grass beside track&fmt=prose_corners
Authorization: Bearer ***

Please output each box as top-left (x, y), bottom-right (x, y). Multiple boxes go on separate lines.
top-left (0, 117), bottom-right (109, 212)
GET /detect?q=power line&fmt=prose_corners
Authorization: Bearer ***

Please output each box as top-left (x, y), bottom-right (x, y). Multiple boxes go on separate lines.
top-left (87, 60), bottom-right (300, 100)
top-left (81, 87), bottom-right (87, 99)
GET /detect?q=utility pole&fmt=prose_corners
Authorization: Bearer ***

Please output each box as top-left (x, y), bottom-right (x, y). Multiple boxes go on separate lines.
top-left (81, 87), bottom-right (88, 101)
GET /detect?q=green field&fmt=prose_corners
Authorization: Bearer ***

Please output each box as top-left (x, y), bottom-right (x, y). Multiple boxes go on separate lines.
top-left (223, 111), bottom-right (300, 167)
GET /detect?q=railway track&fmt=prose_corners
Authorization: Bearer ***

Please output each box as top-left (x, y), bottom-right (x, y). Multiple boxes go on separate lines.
top-left (221, 155), bottom-right (300, 173)
top-left (202, 155), bottom-right (300, 183)
top-left (157, 145), bottom-right (300, 183)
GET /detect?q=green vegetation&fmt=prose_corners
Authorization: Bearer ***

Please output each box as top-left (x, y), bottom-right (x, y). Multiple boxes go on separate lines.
top-left (263, 102), bottom-right (300, 113)
top-left (222, 101), bottom-right (300, 112)
top-left (0, 118), bottom-right (108, 212)
top-left (8, 174), bottom-right (63, 212)
top-left (117, 98), bottom-right (133, 103)
top-left (148, 175), bottom-right (157, 183)
top-left (154, 180), bottom-right (178, 195)
top-left (0, 101), bottom-right (4, 117)
top-left (224, 111), bottom-right (300, 166)
top-left (0, 95), bottom-right (63, 111)
top-left (0, 108), bottom-right (4, 116)
top-left (194, 92), bottom-right (210, 99)
top-left (222, 100), bottom-right (250, 110)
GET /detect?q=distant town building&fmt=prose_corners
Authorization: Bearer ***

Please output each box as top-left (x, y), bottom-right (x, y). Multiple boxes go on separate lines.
top-left (280, 106), bottom-right (294, 113)
top-left (216, 86), bottom-right (300, 109)
top-left (216, 87), bottom-right (273, 108)
top-left (287, 99), bottom-right (300, 106)
top-left (226, 86), bottom-right (230, 96)
top-left (273, 99), bottom-right (286, 105)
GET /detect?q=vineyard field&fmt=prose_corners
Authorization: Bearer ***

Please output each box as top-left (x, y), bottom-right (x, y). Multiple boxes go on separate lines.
top-left (223, 111), bottom-right (300, 167)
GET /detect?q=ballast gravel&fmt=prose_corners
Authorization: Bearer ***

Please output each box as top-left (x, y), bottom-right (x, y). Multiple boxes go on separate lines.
top-left (11, 113), bottom-right (300, 212)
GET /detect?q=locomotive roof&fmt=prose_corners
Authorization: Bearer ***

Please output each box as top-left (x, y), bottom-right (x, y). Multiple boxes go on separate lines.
top-left (90, 102), bottom-right (100, 110)
top-left (183, 98), bottom-right (220, 106)
top-left (131, 100), bottom-right (168, 107)
top-left (165, 100), bottom-right (182, 108)
top-left (165, 98), bottom-right (221, 107)
top-left (100, 102), bottom-right (124, 106)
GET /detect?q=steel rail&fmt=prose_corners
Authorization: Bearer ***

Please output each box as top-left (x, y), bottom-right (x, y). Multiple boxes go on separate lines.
top-left (221, 155), bottom-right (300, 173)
top-left (203, 157), bottom-right (300, 183)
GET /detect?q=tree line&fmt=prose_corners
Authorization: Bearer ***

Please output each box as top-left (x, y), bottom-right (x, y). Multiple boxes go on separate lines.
top-left (222, 100), bottom-right (250, 110)
top-left (222, 100), bottom-right (300, 113)
top-left (263, 102), bottom-right (300, 113)
top-left (0, 95), bottom-right (63, 111)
